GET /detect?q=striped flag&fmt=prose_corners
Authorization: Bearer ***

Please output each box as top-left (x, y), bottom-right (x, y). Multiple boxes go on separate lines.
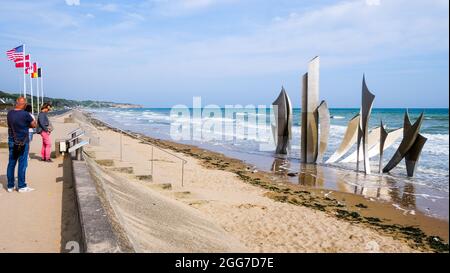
top-left (6, 45), bottom-right (24, 61)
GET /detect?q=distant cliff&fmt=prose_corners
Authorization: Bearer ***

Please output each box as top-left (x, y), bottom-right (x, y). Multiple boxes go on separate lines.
top-left (0, 90), bottom-right (143, 110)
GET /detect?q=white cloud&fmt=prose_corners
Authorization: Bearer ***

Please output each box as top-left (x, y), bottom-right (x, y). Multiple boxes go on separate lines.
top-left (65, 0), bottom-right (80, 6)
top-left (13, 0), bottom-right (446, 80)
top-left (1, 0), bottom-right (448, 106)
top-left (366, 0), bottom-right (381, 6)
top-left (181, 0), bottom-right (215, 9)
top-left (133, 0), bottom-right (448, 77)
top-left (99, 3), bottom-right (119, 12)
top-left (150, 0), bottom-right (235, 16)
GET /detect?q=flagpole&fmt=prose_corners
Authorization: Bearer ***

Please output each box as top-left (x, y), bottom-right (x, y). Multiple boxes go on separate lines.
top-left (41, 68), bottom-right (44, 104)
top-left (37, 66), bottom-right (40, 114)
top-left (30, 66), bottom-right (34, 115)
top-left (23, 44), bottom-right (26, 97)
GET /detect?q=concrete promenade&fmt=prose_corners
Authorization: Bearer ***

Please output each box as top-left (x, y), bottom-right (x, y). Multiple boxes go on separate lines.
top-left (0, 113), bottom-right (81, 252)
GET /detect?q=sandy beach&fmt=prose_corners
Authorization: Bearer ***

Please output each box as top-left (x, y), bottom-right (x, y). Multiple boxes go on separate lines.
top-left (72, 110), bottom-right (448, 253)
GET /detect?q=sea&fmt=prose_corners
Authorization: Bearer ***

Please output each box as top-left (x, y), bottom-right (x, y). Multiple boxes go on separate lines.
top-left (88, 107), bottom-right (449, 220)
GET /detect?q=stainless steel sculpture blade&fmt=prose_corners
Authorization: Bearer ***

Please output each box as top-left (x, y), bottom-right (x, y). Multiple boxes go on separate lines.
top-left (326, 114), bottom-right (360, 163)
top-left (403, 110), bottom-right (412, 135)
top-left (341, 127), bottom-right (381, 163)
top-left (383, 112), bottom-right (425, 173)
top-left (301, 73), bottom-right (308, 162)
top-left (343, 127), bottom-right (403, 163)
top-left (286, 88), bottom-right (293, 151)
top-left (317, 100), bottom-right (330, 163)
top-left (405, 134), bottom-right (427, 177)
top-left (356, 124), bottom-right (362, 171)
top-left (301, 56), bottom-right (320, 163)
top-left (379, 121), bottom-right (389, 173)
top-left (272, 87), bottom-right (293, 154)
top-left (357, 75), bottom-right (376, 174)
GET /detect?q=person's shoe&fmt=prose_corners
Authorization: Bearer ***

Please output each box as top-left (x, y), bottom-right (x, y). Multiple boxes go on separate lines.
top-left (18, 187), bottom-right (35, 193)
top-left (46, 159), bottom-right (53, 163)
top-left (7, 188), bottom-right (15, 193)
top-left (41, 158), bottom-right (46, 162)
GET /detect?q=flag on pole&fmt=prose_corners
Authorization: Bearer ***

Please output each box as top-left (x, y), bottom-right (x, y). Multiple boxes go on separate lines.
top-left (6, 45), bottom-right (24, 61)
top-left (38, 67), bottom-right (42, 77)
top-left (15, 54), bottom-right (30, 68)
top-left (24, 58), bottom-right (34, 74)
top-left (31, 62), bottom-right (38, 78)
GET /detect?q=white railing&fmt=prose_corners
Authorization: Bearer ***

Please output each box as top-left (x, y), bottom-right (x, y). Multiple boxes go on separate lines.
top-left (75, 110), bottom-right (187, 187)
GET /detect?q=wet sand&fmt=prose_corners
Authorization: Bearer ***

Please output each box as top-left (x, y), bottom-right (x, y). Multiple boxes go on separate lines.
top-left (76, 110), bottom-right (448, 253)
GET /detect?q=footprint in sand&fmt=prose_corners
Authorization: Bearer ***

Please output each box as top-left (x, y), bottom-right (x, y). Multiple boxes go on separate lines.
top-left (148, 183), bottom-right (172, 190)
top-left (188, 200), bottom-right (210, 206)
top-left (173, 191), bottom-right (192, 199)
top-left (236, 203), bottom-right (267, 210)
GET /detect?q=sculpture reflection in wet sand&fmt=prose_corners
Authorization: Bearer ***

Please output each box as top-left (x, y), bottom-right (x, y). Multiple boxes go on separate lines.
top-left (383, 111), bottom-right (426, 177)
top-left (301, 56), bottom-right (330, 164)
top-left (356, 75), bottom-right (376, 174)
top-left (272, 87), bottom-right (293, 154)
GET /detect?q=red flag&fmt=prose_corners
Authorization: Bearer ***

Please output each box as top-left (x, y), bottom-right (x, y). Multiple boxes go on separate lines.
top-left (15, 54), bottom-right (30, 68)
top-left (25, 62), bottom-right (33, 74)
top-left (31, 63), bottom-right (38, 78)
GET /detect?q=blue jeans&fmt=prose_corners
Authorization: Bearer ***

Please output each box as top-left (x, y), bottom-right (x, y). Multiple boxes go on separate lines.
top-left (7, 139), bottom-right (29, 189)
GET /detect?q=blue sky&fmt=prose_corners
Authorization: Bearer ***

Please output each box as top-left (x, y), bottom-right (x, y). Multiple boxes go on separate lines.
top-left (0, 0), bottom-right (448, 107)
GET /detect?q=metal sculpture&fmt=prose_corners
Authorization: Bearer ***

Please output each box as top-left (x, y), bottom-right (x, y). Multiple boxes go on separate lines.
top-left (272, 87), bottom-right (293, 154)
top-left (317, 100), bottom-right (330, 163)
top-left (342, 127), bottom-right (381, 163)
top-left (340, 126), bottom-right (403, 165)
top-left (301, 56), bottom-right (320, 163)
top-left (326, 114), bottom-right (360, 164)
top-left (356, 75), bottom-right (376, 174)
top-left (383, 111), bottom-right (425, 176)
top-left (379, 121), bottom-right (388, 173)
top-left (405, 134), bottom-right (427, 177)
top-left (367, 128), bottom-right (403, 162)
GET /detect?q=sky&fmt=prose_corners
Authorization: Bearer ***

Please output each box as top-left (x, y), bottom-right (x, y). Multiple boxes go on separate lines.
top-left (0, 0), bottom-right (448, 108)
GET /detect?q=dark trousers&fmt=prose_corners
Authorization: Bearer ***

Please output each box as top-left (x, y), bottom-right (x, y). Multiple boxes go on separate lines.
top-left (7, 140), bottom-right (29, 189)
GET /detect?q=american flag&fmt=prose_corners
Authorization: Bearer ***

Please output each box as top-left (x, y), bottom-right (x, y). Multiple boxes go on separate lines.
top-left (6, 45), bottom-right (24, 61)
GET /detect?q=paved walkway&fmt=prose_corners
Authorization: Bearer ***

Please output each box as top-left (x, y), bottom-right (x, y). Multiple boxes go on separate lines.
top-left (0, 113), bottom-right (81, 252)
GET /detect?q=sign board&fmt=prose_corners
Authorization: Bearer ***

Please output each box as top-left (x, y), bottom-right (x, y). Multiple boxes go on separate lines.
top-left (68, 140), bottom-right (89, 153)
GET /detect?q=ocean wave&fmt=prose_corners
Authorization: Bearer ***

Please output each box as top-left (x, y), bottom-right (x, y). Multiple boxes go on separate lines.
top-left (422, 133), bottom-right (449, 142)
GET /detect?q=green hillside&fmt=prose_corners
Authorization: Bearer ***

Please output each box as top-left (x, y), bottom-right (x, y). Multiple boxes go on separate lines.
top-left (0, 90), bottom-right (141, 111)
